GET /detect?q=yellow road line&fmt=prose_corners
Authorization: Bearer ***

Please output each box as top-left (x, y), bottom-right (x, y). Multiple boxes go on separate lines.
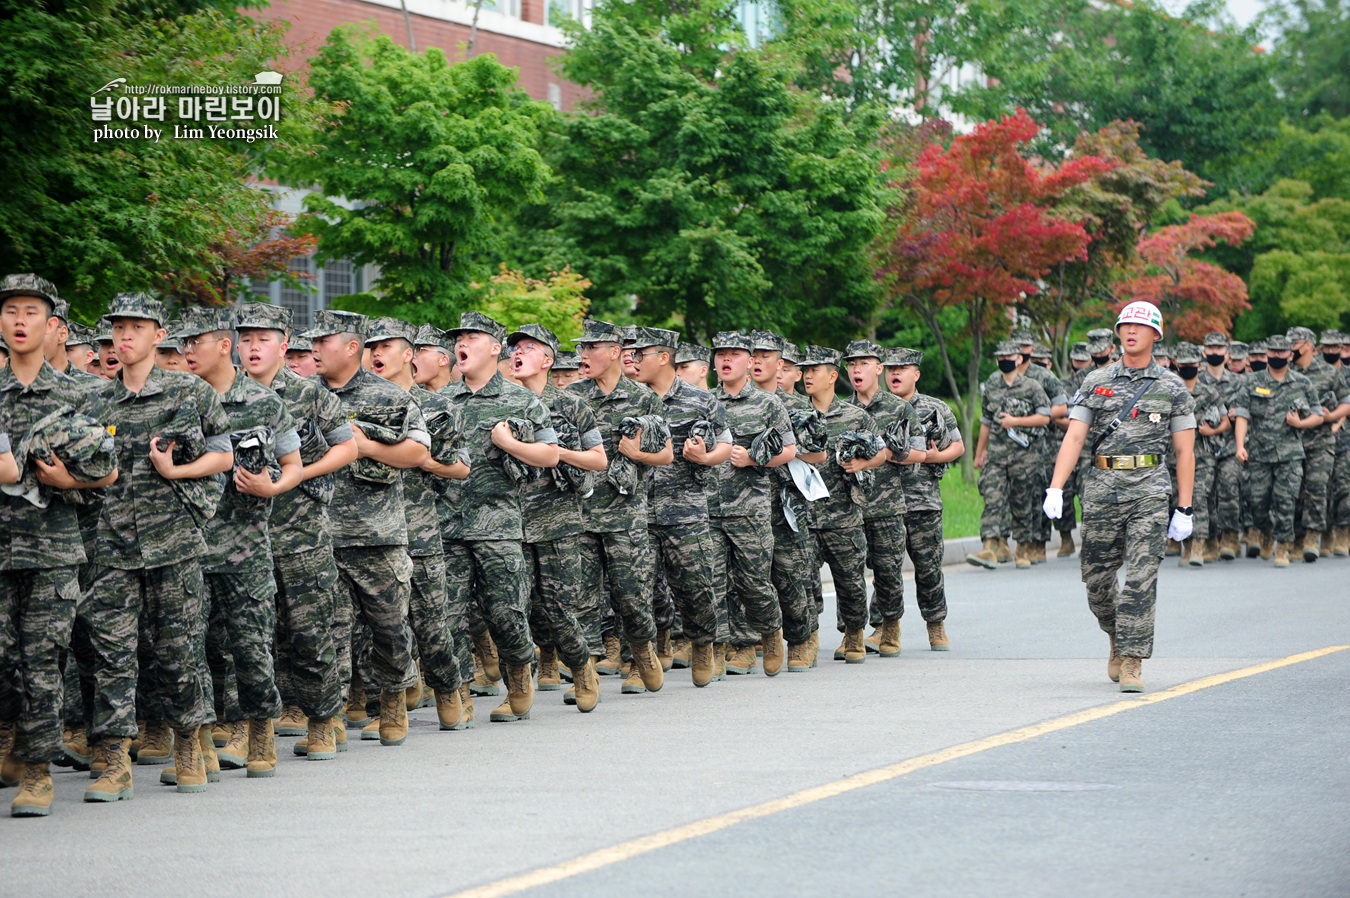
top-left (444, 645), bottom-right (1349, 898)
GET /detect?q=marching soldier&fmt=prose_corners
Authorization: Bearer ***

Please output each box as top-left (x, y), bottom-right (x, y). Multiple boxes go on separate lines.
top-left (1287, 326), bottom-right (1350, 560)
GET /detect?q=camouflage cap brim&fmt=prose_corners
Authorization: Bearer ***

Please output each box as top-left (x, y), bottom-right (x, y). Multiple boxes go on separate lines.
top-left (994, 340), bottom-right (1020, 356)
top-left (0, 273), bottom-right (60, 313)
top-left (445, 311), bottom-right (506, 345)
top-left (235, 301), bottom-right (292, 334)
top-left (842, 339), bottom-right (884, 362)
top-left (552, 350), bottom-right (580, 370)
top-left (365, 316), bottom-right (418, 346)
top-left (711, 331), bottom-right (753, 352)
top-left (627, 326), bottom-right (679, 351)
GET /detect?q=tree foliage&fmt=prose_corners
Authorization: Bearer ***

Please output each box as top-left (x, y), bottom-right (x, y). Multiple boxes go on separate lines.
top-left (1264, 0), bottom-right (1350, 121)
top-left (159, 202), bottom-right (317, 308)
top-left (477, 265), bottom-right (591, 345)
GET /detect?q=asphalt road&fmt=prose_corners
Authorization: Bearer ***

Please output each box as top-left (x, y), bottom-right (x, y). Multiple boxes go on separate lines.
top-left (6, 548), bottom-right (1349, 898)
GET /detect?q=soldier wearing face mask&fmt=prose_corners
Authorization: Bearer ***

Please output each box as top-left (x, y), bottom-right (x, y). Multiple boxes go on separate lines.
top-left (1287, 326), bottom-right (1350, 561)
top-left (1227, 342), bottom-right (1249, 376)
top-left (1173, 343), bottom-right (1227, 566)
top-left (1329, 332), bottom-right (1350, 556)
top-left (1197, 333), bottom-right (1244, 561)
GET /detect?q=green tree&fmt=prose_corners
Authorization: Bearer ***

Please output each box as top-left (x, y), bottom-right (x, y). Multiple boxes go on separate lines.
top-left (477, 265), bottom-right (591, 344)
top-left (291, 28), bottom-right (553, 324)
top-left (1264, 0), bottom-right (1350, 120)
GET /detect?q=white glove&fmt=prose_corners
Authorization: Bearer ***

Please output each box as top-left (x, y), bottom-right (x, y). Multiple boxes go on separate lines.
top-left (1042, 487), bottom-right (1063, 520)
top-left (1167, 509), bottom-right (1193, 542)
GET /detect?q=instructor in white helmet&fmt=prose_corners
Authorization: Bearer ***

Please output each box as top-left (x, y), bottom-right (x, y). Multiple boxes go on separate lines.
top-left (1043, 302), bottom-right (1197, 693)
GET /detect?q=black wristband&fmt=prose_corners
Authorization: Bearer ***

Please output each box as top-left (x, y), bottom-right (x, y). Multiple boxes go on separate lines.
top-left (1174, 505), bottom-right (1193, 515)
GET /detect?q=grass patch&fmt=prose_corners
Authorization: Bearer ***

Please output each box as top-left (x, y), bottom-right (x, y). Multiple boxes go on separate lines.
top-left (940, 467), bottom-right (982, 539)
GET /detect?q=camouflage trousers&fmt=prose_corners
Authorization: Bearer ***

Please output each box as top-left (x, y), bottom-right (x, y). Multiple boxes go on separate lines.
top-left (1245, 460), bottom-right (1302, 543)
top-left (0, 567), bottom-right (80, 761)
top-left (525, 539), bottom-right (593, 670)
top-left (445, 539), bottom-right (535, 669)
top-left (711, 516), bottom-right (783, 647)
top-left (1192, 457), bottom-right (1216, 540)
top-left (576, 530), bottom-right (657, 652)
top-left (1295, 443), bottom-right (1336, 536)
top-left (651, 543), bottom-right (676, 635)
top-left (770, 516), bottom-right (817, 646)
top-left (978, 455), bottom-right (1045, 543)
top-left (1333, 449), bottom-right (1350, 528)
top-left (204, 569), bottom-right (282, 722)
top-left (273, 548), bottom-right (343, 721)
top-left (405, 552), bottom-right (463, 694)
top-left (335, 546), bottom-right (417, 694)
top-left (903, 509), bottom-right (948, 622)
top-left (1080, 496), bottom-right (1167, 660)
top-left (862, 515), bottom-right (908, 626)
top-left (812, 526), bottom-right (869, 632)
top-left (650, 522), bottom-right (720, 647)
top-left (1210, 456), bottom-right (1243, 535)
top-left (84, 562), bottom-right (212, 739)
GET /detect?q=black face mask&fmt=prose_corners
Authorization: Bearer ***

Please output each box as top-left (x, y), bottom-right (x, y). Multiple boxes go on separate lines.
top-left (997, 359), bottom-right (1018, 374)
top-left (1267, 356), bottom-right (1289, 370)
top-left (1205, 353), bottom-right (1226, 367)
top-left (1091, 354), bottom-right (1110, 366)
top-left (1324, 351), bottom-right (1342, 366)
top-left (1293, 345), bottom-right (1307, 360)
top-left (1019, 352), bottom-right (1032, 365)
top-left (1178, 365), bottom-right (1199, 379)
top-left (1249, 359), bottom-right (1267, 372)
top-left (1036, 359), bottom-right (1051, 368)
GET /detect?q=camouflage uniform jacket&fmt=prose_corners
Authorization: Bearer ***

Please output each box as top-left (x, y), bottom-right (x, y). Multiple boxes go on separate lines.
top-left (449, 371), bottom-right (556, 542)
top-left (521, 383), bottom-right (601, 544)
top-left (201, 369), bottom-right (300, 574)
top-left (566, 375), bottom-right (664, 534)
top-left (324, 366), bottom-right (429, 549)
top-left (433, 381), bottom-right (469, 542)
top-left (1296, 357), bottom-right (1350, 453)
top-left (60, 360), bottom-right (105, 388)
top-left (649, 376), bottom-right (731, 527)
top-left (89, 366), bottom-right (232, 569)
top-left (900, 391), bottom-right (959, 514)
top-left (1025, 363), bottom-right (1068, 411)
top-left (0, 362), bottom-right (99, 570)
top-left (981, 373), bottom-right (1051, 463)
top-left (1232, 369), bottom-right (1320, 464)
top-left (1197, 368), bottom-right (1244, 459)
top-left (712, 382), bottom-right (795, 520)
top-left (264, 366), bottom-right (352, 557)
top-left (808, 395), bottom-right (878, 531)
top-left (403, 386), bottom-right (455, 556)
top-left (1068, 360), bottom-right (1196, 505)
top-left (847, 390), bottom-right (923, 520)
top-left (1187, 377), bottom-right (1226, 461)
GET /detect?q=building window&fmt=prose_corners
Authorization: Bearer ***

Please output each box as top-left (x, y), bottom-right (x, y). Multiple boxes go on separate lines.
top-left (324, 258), bottom-right (355, 306)
top-left (482, 0), bottom-right (522, 18)
top-left (547, 0), bottom-right (591, 28)
top-left (279, 256), bottom-right (317, 328)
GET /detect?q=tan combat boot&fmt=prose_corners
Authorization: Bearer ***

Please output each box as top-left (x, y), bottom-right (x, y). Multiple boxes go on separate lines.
top-left (135, 720), bottom-right (172, 766)
top-left (808, 631), bottom-right (820, 668)
top-left (304, 715), bottom-right (338, 759)
top-left (378, 691), bottom-right (410, 745)
top-left (274, 705), bottom-right (308, 737)
top-left (1165, 538), bottom-right (1181, 556)
top-left (595, 634), bottom-right (623, 677)
top-left (632, 641), bottom-right (665, 691)
top-left (833, 633), bottom-right (849, 661)
top-left (1107, 634), bottom-right (1122, 683)
top-left (1057, 532), bottom-right (1075, 557)
top-left (172, 728), bottom-right (208, 793)
top-left (11, 761), bottom-right (53, 817)
top-left (0, 722), bottom-right (14, 784)
top-left (572, 657), bottom-right (600, 712)
top-left (877, 620), bottom-right (901, 657)
top-left (472, 631), bottom-right (502, 683)
top-left (84, 737), bottom-right (133, 802)
top-left (64, 725), bottom-right (93, 770)
top-left (725, 644), bottom-right (757, 675)
top-left (843, 628), bottom-right (867, 664)
top-left (436, 689), bottom-right (470, 730)
top-left (333, 715), bottom-right (348, 752)
top-left (470, 650), bottom-right (502, 696)
top-left (1118, 657), bottom-right (1144, 693)
top-left (863, 627), bottom-right (883, 653)
top-left (211, 722), bottom-right (229, 748)
top-left (405, 664), bottom-right (428, 711)
top-left (714, 643), bottom-right (728, 680)
top-left (670, 638), bottom-right (692, 669)
top-left (216, 719), bottom-right (249, 770)
top-left (345, 684), bottom-right (370, 726)
top-left (361, 715), bottom-right (380, 741)
top-left (965, 539), bottom-right (998, 569)
top-left (786, 642), bottom-right (811, 673)
top-left (927, 620), bottom-right (950, 651)
top-left (761, 629), bottom-right (785, 677)
top-left (1014, 541), bottom-right (1032, 569)
top-left (1303, 531), bottom-right (1321, 563)
top-left (1334, 526), bottom-right (1350, 557)
top-left (691, 643), bottom-right (715, 687)
top-left (245, 719), bottom-right (276, 778)
top-left (1259, 530), bottom-right (1274, 561)
top-left (1244, 527), bottom-right (1261, 558)
top-left (1033, 542), bottom-right (1048, 564)
top-left (0, 747), bottom-right (20, 788)
top-left (1273, 542), bottom-right (1291, 568)
top-left (537, 646), bottom-right (562, 691)
top-left (1177, 538), bottom-right (1192, 567)
top-left (163, 724), bottom-right (222, 786)
top-left (655, 630), bottom-right (674, 672)
top-left (1218, 531), bottom-right (1238, 560)
top-left (1188, 538), bottom-right (1205, 567)
top-left (490, 664), bottom-right (534, 721)
top-left (996, 538), bottom-right (1013, 563)
top-left (87, 738), bottom-right (107, 781)
top-left (458, 686), bottom-right (476, 727)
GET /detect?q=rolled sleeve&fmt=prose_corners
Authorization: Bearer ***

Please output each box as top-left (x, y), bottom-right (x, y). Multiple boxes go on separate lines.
top-left (1233, 407), bottom-right (1251, 421)
top-left (325, 421), bottom-right (354, 445)
top-left (1170, 413), bottom-right (1196, 432)
top-left (716, 427), bottom-right (734, 445)
top-left (580, 427), bottom-right (603, 450)
top-left (0, 433), bottom-right (9, 454)
top-left (535, 426), bottom-right (559, 445)
top-left (1035, 406), bottom-right (1052, 417)
top-left (405, 428), bottom-right (432, 449)
top-left (1048, 392), bottom-right (1067, 407)
top-left (1069, 406), bottom-right (1095, 425)
top-left (908, 435), bottom-right (927, 450)
top-left (204, 433), bottom-right (232, 453)
top-left (274, 428), bottom-right (302, 457)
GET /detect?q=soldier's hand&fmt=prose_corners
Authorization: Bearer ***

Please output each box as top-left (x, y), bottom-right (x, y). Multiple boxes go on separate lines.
top-left (35, 453), bottom-right (80, 489)
top-left (490, 421), bottom-right (517, 451)
top-left (683, 436), bottom-right (708, 464)
top-left (618, 430), bottom-right (643, 460)
top-left (1042, 487), bottom-right (1063, 520)
top-left (1236, 445), bottom-right (1248, 463)
top-left (840, 456), bottom-right (866, 475)
top-left (348, 422), bottom-right (372, 457)
top-left (149, 437), bottom-right (179, 479)
top-left (234, 464), bottom-right (276, 497)
top-left (996, 411), bottom-right (1013, 429)
top-left (1285, 410), bottom-right (1302, 428)
top-left (973, 449), bottom-right (986, 470)
top-left (729, 445), bottom-right (754, 468)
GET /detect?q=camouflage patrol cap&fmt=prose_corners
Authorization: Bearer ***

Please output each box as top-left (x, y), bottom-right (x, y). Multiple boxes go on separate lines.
top-left (65, 323), bottom-right (95, 348)
top-left (885, 347), bottom-right (924, 367)
top-left (574, 318), bottom-right (622, 345)
top-left (1032, 343), bottom-right (1051, 359)
top-left (107, 292), bottom-right (167, 326)
top-left (498, 343), bottom-right (512, 361)
top-left (1319, 330), bottom-right (1344, 346)
top-left (234, 301), bottom-right (292, 334)
top-left (1086, 327), bottom-right (1115, 353)
top-left (364, 316), bottom-right (418, 346)
top-left (507, 323), bottom-right (561, 357)
top-left (617, 326), bottom-right (639, 347)
top-left (1153, 344), bottom-right (1172, 360)
top-left (994, 340), bottom-right (1020, 356)
top-left (1173, 342), bottom-right (1202, 364)
top-left (1265, 334), bottom-right (1293, 352)
top-left (0, 273), bottom-right (60, 313)
top-left (287, 334), bottom-right (313, 353)
top-left (94, 317), bottom-right (113, 344)
top-left (552, 350), bottom-right (580, 371)
top-left (444, 311), bottom-right (505, 344)
top-left (751, 330), bottom-right (785, 354)
top-left (1069, 341), bottom-right (1090, 362)
top-left (1202, 331), bottom-right (1229, 348)
top-left (799, 345), bottom-right (841, 367)
top-left (781, 342), bottom-right (801, 365)
top-left (1010, 329), bottom-right (1036, 346)
top-left (414, 324), bottom-right (448, 350)
top-left (299, 308), bottom-right (366, 341)
top-left (1248, 339), bottom-right (1268, 355)
top-left (158, 334), bottom-right (182, 352)
top-left (626, 326), bottom-right (679, 352)
top-left (1228, 341), bottom-right (1249, 359)
top-left (175, 305), bottom-right (233, 339)
top-left (674, 343), bottom-right (709, 365)
top-left (51, 298), bottom-right (71, 324)
top-left (842, 339), bottom-right (884, 362)
top-left (1286, 325), bottom-right (1317, 344)
top-left (711, 331), bottom-right (753, 352)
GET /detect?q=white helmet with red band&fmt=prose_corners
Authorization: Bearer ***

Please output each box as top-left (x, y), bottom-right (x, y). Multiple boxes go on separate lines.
top-left (1115, 301), bottom-right (1164, 339)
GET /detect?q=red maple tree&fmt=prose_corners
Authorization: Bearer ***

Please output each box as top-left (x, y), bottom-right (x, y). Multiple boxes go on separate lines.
top-left (1112, 211), bottom-right (1256, 341)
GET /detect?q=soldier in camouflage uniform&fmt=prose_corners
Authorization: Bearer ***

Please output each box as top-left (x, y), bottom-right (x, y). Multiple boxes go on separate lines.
top-left (155, 335), bottom-right (187, 373)
top-left (1287, 326), bottom-right (1350, 560)
top-left (65, 322), bottom-right (96, 375)
top-left (710, 331), bottom-right (797, 677)
top-left (1013, 331), bottom-right (1069, 563)
top-left (1324, 332), bottom-right (1350, 555)
top-left (1174, 342), bottom-right (1228, 566)
top-left (506, 323), bottom-right (608, 710)
top-left (82, 292), bottom-right (235, 795)
top-left (549, 350), bottom-right (582, 391)
top-left (1227, 341), bottom-right (1249, 375)
top-left (567, 319), bottom-right (669, 691)
top-left (285, 335), bottom-right (317, 379)
top-left (445, 312), bottom-right (565, 721)
top-left (967, 341), bottom-right (1052, 569)
top-left (675, 343), bottom-right (710, 388)
top-left (1233, 334), bottom-right (1324, 567)
top-left (800, 346), bottom-right (887, 664)
top-left (412, 325), bottom-right (457, 394)
top-left (1046, 300), bottom-right (1196, 693)
top-left (0, 275), bottom-right (118, 816)
top-left (842, 339), bottom-right (924, 657)
top-left (306, 309), bottom-right (427, 746)
top-left (179, 306), bottom-right (302, 778)
top-left (94, 321), bottom-right (119, 381)
top-left (1198, 333), bottom-right (1245, 560)
top-left (886, 346), bottom-right (964, 651)
top-left (236, 303), bottom-right (356, 760)
top-left (367, 317), bottom-right (472, 730)
top-left (629, 326), bottom-right (731, 686)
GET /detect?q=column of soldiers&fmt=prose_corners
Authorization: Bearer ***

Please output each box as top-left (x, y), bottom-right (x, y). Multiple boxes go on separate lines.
top-left (0, 272), bottom-right (970, 819)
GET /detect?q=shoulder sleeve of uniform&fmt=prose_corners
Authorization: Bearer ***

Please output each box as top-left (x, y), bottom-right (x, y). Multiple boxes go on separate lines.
top-left (197, 381), bottom-right (233, 452)
top-left (0, 432), bottom-right (10, 454)
top-left (402, 392), bottom-right (431, 448)
top-left (769, 396), bottom-right (795, 446)
top-left (527, 394), bottom-right (557, 443)
top-left (939, 403), bottom-right (962, 441)
top-left (1168, 376), bottom-right (1196, 430)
